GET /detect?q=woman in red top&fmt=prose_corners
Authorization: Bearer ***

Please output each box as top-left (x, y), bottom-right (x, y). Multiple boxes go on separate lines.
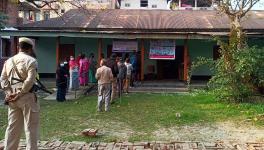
top-left (69, 56), bottom-right (79, 90)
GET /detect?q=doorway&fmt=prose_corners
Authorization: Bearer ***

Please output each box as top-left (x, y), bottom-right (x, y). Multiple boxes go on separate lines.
top-left (58, 44), bottom-right (75, 63)
top-left (157, 46), bottom-right (184, 80)
top-left (107, 45), bottom-right (112, 58)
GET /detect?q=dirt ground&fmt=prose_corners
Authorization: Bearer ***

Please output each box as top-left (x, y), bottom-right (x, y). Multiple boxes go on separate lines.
top-left (152, 122), bottom-right (264, 143)
top-left (1, 90), bottom-right (263, 143)
top-left (82, 119), bottom-right (264, 143)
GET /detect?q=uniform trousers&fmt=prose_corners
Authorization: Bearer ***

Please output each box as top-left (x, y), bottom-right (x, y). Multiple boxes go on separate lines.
top-left (4, 92), bottom-right (40, 150)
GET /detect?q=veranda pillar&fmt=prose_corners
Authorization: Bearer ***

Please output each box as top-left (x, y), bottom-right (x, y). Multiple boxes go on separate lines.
top-left (140, 39), bottom-right (144, 81)
top-left (97, 38), bottom-right (103, 65)
top-left (10, 36), bottom-right (18, 55)
top-left (183, 39), bottom-right (189, 81)
top-left (56, 37), bottom-right (60, 65)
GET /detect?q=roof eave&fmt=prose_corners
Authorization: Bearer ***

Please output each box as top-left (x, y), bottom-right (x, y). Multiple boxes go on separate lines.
top-left (18, 27), bottom-right (229, 32)
top-left (2, 30), bottom-right (264, 39)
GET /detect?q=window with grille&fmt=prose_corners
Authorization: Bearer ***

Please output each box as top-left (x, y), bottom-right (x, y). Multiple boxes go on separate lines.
top-left (43, 11), bottom-right (50, 20)
top-left (181, 0), bottom-right (195, 7)
top-left (140, 0), bottom-right (148, 7)
top-left (36, 12), bottom-right (40, 21)
top-left (197, 0), bottom-right (211, 7)
top-left (29, 11), bottom-right (34, 21)
top-left (1, 38), bottom-right (11, 58)
top-left (125, 3), bottom-right (130, 7)
top-left (152, 4), bottom-right (157, 8)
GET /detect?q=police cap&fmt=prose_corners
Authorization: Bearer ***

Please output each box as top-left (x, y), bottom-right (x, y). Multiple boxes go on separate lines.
top-left (19, 37), bottom-right (34, 47)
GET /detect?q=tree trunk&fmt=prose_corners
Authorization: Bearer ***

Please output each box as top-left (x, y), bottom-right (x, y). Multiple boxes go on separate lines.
top-left (230, 16), bottom-right (244, 50)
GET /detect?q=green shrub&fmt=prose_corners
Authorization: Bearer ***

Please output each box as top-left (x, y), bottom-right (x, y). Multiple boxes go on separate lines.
top-left (189, 45), bottom-right (264, 103)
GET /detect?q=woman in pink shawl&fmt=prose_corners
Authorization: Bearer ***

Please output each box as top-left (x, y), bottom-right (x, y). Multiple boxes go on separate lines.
top-left (79, 54), bottom-right (90, 86)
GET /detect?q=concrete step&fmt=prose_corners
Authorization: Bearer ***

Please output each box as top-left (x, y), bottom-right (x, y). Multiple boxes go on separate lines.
top-left (129, 87), bottom-right (189, 93)
top-left (134, 81), bottom-right (207, 88)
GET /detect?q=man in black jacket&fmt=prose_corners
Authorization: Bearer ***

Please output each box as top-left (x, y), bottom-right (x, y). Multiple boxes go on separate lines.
top-left (106, 53), bottom-right (119, 103)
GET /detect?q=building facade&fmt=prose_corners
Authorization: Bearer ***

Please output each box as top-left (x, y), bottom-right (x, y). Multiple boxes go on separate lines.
top-left (1, 9), bottom-right (264, 81)
top-left (0, 0), bottom-right (19, 71)
top-left (120, 0), bottom-right (217, 10)
top-left (0, 0), bottom-right (121, 71)
top-left (0, 0), bottom-right (19, 26)
top-left (120, 0), bottom-right (169, 9)
top-left (85, 0), bottom-right (119, 9)
top-left (38, 0), bottom-right (119, 21)
top-left (169, 0), bottom-right (217, 10)
top-left (18, 2), bottom-right (41, 23)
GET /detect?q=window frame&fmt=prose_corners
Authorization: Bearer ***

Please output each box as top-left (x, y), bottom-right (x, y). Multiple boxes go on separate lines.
top-left (140, 0), bottom-right (148, 7)
top-left (43, 11), bottom-right (50, 20)
top-left (0, 38), bottom-right (12, 58)
top-left (181, 0), bottom-right (195, 7)
top-left (125, 3), bottom-right (130, 7)
top-left (197, 0), bottom-right (212, 8)
top-left (152, 4), bottom-right (157, 8)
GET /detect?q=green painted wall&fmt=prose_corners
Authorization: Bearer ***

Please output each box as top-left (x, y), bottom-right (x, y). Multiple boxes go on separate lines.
top-left (102, 38), bottom-right (113, 58)
top-left (143, 39), bottom-right (185, 74)
top-left (248, 38), bottom-right (264, 48)
top-left (143, 39), bottom-right (215, 76)
top-left (37, 37), bottom-right (100, 73)
top-left (143, 40), bottom-right (156, 74)
top-left (35, 37), bottom-right (56, 73)
top-left (37, 37), bottom-right (263, 76)
top-left (188, 39), bottom-right (216, 76)
top-left (60, 37), bottom-right (98, 58)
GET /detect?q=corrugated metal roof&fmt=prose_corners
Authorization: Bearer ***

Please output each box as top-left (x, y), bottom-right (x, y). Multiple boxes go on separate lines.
top-left (19, 9), bottom-right (264, 32)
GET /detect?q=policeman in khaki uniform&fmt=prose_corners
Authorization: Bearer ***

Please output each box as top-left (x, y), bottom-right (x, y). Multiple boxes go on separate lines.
top-left (1, 37), bottom-right (39, 150)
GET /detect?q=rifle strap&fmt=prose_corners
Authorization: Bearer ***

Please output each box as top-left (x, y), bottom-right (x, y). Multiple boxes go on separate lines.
top-left (11, 58), bottom-right (24, 85)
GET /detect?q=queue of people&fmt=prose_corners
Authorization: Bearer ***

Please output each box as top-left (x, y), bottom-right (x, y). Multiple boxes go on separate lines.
top-left (0, 36), bottom-right (139, 150)
top-left (56, 53), bottom-right (97, 101)
top-left (96, 53), bottom-right (139, 111)
top-left (55, 52), bottom-right (138, 111)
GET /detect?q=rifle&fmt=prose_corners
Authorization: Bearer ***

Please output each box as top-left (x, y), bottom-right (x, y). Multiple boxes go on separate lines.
top-left (11, 77), bottom-right (52, 94)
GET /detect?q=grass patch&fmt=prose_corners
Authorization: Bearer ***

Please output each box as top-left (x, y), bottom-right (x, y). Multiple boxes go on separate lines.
top-left (0, 92), bottom-right (263, 142)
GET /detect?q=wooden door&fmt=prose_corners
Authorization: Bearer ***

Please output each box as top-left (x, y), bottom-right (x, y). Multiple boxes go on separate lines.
top-left (107, 45), bottom-right (112, 58)
top-left (157, 59), bottom-right (178, 79)
top-left (157, 46), bottom-right (184, 80)
top-left (176, 46), bottom-right (184, 80)
top-left (213, 45), bottom-right (221, 60)
top-left (58, 44), bottom-right (75, 63)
